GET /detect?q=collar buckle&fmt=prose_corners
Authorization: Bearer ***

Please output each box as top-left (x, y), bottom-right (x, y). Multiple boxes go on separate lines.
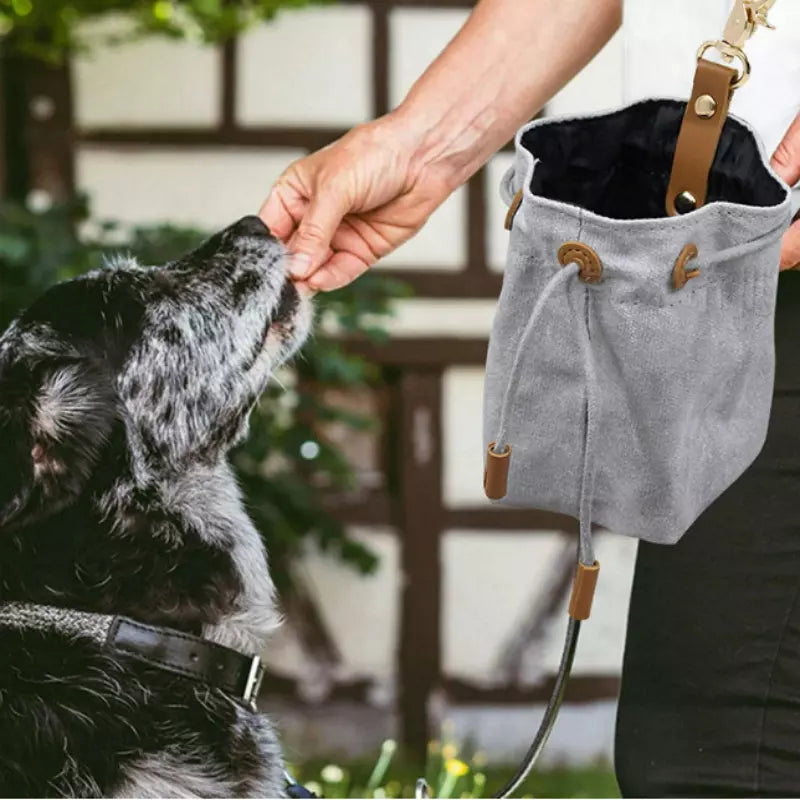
top-left (242, 654), bottom-right (265, 710)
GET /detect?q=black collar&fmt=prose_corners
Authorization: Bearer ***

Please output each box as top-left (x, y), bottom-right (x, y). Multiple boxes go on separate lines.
top-left (0, 601), bottom-right (265, 709)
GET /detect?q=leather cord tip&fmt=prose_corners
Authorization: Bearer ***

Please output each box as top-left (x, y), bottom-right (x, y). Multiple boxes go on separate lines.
top-left (568, 560), bottom-right (600, 621)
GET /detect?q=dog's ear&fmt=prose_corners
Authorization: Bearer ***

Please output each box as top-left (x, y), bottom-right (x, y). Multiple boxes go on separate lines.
top-left (0, 357), bottom-right (117, 529)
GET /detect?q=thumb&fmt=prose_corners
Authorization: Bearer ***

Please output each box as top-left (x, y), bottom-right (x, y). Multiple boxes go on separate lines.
top-left (771, 112), bottom-right (800, 188)
top-left (288, 187), bottom-right (351, 280)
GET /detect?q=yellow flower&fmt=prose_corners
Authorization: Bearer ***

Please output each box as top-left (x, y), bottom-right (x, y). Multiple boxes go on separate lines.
top-left (152, 0), bottom-right (173, 21)
top-left (445, 758), bottom-right (469, 778)
top-left (320, 764), bottom-right (345, 783)
top-left (441, 743), bottom-right (458, 761)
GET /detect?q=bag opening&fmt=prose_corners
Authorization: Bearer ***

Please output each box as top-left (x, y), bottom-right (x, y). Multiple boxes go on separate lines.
top-left (521, 99), bottom-right (786, 220)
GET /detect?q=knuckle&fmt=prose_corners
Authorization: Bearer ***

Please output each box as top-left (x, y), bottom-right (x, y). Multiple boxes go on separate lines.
top-left (296, 220), bottom-right (328, 245)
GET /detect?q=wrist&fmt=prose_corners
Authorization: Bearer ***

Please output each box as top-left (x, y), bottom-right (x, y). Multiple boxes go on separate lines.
top-left (391, 93), bottom-right (499, 193)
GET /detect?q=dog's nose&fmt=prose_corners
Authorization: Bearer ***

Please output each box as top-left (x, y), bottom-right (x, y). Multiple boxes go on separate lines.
top-left (231, 215), bottom-right (271, 239)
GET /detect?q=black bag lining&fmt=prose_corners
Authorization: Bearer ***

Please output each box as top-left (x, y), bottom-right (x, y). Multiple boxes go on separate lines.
top-left (521, 100), bottom-right (786, 220)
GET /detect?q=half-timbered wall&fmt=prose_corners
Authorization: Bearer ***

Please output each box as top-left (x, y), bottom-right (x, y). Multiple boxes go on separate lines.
top-left (67, 1), bottom-right (632, 765)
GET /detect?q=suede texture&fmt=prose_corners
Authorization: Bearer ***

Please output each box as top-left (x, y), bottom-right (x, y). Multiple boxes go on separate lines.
top-left (484, 99), bottom-right (793, 543)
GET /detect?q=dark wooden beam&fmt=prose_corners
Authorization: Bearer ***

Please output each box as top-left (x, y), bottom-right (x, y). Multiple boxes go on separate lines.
top-left (466, 171), bottom-right (487, 273)
top-left (444, 675), bottom-right (621, 705)
top-left (343, 336), bottom-right (489, 366)
top-left (76, 126), bottom-right (345, 152)
top-left (446, 507), bottom-right (578, 533)
top-left (372, 3), bottom-right (390, 117)
top-left (327, 489), bottom-right (579, 533)
top-left (221, 40), bottom-right (237, 133)
top-left (396, 369), bottom-right (444, 761)
top-left (258, 671), bottom-right (620, 706)
top-left (24, 56), bottom-right (74, 202)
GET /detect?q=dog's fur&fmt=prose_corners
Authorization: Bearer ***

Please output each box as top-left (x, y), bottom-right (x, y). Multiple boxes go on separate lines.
top-left (0, 215), bottom-right (312, 798)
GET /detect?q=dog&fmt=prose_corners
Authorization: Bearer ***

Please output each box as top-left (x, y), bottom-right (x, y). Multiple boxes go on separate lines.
top-left (0, 215), bottom-right (312, 797)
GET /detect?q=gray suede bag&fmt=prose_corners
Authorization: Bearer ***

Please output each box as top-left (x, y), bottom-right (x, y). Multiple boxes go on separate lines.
top-left (484, 99), bottom-right (792, 564)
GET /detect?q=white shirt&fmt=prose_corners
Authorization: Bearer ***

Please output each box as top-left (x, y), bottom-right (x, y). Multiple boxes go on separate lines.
top-left (623, 1), bottom-right (800, 158)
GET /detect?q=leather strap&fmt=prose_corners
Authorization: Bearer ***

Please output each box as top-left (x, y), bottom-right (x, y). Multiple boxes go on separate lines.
top-left (106, 616), bottom-right (264, 707)
top-left (666, 59), bottom-right (737, 216)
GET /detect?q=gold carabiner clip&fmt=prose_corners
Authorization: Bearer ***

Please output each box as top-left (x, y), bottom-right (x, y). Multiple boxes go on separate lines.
top-left (698, 0), bottom-right (777, 91)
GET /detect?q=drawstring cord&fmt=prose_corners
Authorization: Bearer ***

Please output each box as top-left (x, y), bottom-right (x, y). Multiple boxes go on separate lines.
top-left (490, 260), bottom-right (597, 566)
top-left (574, 281), bottom-right (597, 568)
top-left (479, 260), bottom-right (599, 799)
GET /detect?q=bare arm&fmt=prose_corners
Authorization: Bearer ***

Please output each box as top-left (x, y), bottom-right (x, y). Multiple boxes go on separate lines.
top-left (399, 0), bottom-right (622, 191)
top-left (260, 0), bottom-right (621, 290)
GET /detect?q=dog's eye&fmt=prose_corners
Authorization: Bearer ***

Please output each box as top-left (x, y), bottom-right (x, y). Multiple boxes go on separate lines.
top-left (31, 443), bottom-right (45, 463)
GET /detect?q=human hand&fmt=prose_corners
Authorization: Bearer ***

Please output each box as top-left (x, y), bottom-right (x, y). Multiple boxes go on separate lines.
top-left (770, 111), bottom-right (800, 270)
top-left (259, 111), bottom-right (454, 291)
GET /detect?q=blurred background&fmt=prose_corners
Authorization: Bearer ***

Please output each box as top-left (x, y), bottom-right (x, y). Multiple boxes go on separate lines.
top-left (0, 1), bottom-right (631, 796)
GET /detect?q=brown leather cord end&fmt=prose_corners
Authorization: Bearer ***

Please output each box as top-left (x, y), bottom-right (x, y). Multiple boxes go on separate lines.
top-left (666, 59), bottom-right (737, 217)
top-left (568, 560), bottom-right (600, 621)
top-left (484, 442), bottom-right (511, 500)
top-left (673, 243), bottom-right (700, 290)
top-left (504, 189), bottom-right (523, 230)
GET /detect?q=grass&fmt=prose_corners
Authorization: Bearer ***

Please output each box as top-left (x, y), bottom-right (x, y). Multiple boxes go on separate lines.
top-left (289, 740), bottom-right (620, 798)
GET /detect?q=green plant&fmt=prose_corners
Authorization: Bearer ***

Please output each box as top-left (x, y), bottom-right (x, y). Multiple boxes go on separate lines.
top-left (0, 197), bottom-right (410, 595)
top-left (289, 736), bottom-right (621, 799)
top-left (0, 0), bottom-right (331, 61)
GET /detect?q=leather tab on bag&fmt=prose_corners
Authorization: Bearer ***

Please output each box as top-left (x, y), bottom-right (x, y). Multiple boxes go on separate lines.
top-left (568, 560), bottom-right (600, 621)
top-left (666, 59), bottom-right (737, 217)
top-left (484, 442), bottom-right (510, 500)
top-left (504, 189), bottom-right (523, 230)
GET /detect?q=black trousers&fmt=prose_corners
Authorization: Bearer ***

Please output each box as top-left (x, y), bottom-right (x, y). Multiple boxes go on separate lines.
top-left (615, 271), bottom-right (800, 798)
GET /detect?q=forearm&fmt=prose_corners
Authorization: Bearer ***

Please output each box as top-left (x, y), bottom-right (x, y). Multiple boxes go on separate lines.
top-left (393, 0), bottom-right (621, 190)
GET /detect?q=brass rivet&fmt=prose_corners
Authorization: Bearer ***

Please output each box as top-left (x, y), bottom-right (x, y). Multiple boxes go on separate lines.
top-left (694, 94), bottom-right (717, 119)
top-left (674, 191), bottom-right (697, 215)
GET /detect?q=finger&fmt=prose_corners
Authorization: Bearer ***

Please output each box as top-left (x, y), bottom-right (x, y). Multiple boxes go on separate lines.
top-left (288, 187), bottom-right (352, 280)
top-left (771, 113), bottom-right (800, 188)
top-left (780, 221), bottom-right (800, 271)
top-left (307, 250), bottom-right (371, 291)
top-left (258, 186), bottom-right (306, 242)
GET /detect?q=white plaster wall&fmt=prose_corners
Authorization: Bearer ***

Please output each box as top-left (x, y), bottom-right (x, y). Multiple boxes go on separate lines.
top-left (442, 366), bottom-right (486, 508)
top-left (75, 146), bottom-right (304, 229)
top-left (264, 527), bottom-right (400, 698)
top-left (547, 30), bottom-right (625, 118)
top-left (73, 16), bottom-right (221, 128)
top-left (388, 7), bottom-right (470, 108)
top-left (485, 153), bottom-right (515, 273)
top-left (383, 298), bottom-right (496, 338)
top-left (377, 187), bottom-right (467, 269)
top-left (442, 531), bottom-right (637, 682)
top-left (237, 6), bottom-right (373, 127)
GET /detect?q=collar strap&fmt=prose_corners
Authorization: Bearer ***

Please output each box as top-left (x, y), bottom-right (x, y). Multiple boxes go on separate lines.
top-left (0, 602), bottom-right (264, 709)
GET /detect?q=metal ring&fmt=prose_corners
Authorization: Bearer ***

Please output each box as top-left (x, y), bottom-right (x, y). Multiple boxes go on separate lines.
top-left (696, 40), bottom-right (751, 90)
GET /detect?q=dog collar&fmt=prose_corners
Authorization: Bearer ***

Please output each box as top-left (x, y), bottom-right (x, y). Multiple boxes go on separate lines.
top-left (0, 601), bottom-right (265, 709)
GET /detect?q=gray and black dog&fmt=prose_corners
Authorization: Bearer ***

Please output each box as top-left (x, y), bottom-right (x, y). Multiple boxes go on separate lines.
top-left (0, 215), bottom-right (312, 797)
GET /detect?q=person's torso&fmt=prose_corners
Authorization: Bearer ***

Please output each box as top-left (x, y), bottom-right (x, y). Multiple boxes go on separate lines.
top-left (623, 0), bottom-right (800, 157)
